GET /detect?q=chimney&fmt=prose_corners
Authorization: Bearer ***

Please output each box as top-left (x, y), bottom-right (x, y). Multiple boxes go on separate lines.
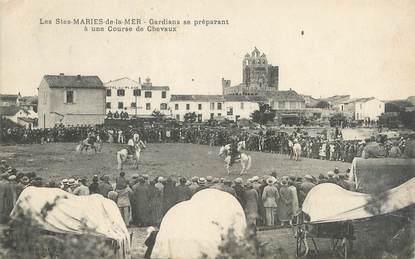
top-left (77, 74), bottom-right (81, 80)
top-left (59, 73), bottom-right (64, 76)
top-left (138, 77), bottom-right (141, 84)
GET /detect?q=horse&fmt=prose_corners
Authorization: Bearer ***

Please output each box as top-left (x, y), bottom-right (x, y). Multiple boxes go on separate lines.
top-left (116, 141), bottom-right (146, 170)
top-left (292, 142), bottom-right (302, 161)
top-left (218, 141), bottom-right (252, 175)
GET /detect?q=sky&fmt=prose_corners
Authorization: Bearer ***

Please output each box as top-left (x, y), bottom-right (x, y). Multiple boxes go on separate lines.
top-left (1, 0), bottom-right (414, 100)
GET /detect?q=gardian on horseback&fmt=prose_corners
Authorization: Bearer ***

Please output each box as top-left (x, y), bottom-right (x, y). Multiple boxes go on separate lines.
top-left (218, 138), bottom-right (251, 175)
top-left (117, 133), bottom-right (146, 170)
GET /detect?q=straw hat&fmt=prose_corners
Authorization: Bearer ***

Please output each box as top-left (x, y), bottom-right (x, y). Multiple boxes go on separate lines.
top-left (266, 177), bottom-right (276, 185)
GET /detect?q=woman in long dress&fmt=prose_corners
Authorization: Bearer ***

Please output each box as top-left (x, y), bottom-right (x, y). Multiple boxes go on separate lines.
top-left (148, 179), bottom-right (164, 226)
top-left (277, 177), bottom-right (293, 226)
top-left (243, 182), bottom-right (259, 227)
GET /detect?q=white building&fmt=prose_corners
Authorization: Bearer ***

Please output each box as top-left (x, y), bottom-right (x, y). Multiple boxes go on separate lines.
top-left (343, 97), bottom-right (384, 122)
top-left (105, 77), bottom-right (170, 117)
top-left (169, 95), bottom-right (266, 122)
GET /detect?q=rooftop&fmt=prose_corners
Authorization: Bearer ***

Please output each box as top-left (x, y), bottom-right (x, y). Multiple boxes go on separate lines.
top-left (43, 74), bottom-right (104, 88)
top-left (170, 94), bottom-right (267, 102)
top-left (0, 106), bottom-right (27, 116)
top-left (268, 90), bottom-right (305, 102)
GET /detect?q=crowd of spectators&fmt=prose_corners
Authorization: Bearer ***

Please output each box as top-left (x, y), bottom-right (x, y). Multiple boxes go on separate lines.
top-left (0, 158), bottom-right (353, 229)
top-left (1, 124), bottom-right (410, 162)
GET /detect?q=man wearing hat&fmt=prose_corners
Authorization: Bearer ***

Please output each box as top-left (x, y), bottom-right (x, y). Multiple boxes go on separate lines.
top-left (194, 177), bottom-right (208, 194)
top-left (298, 175), bottom-right (315, 206)
top-left (89, 175), bottom-right (100, 194)
top-left (98, 175), bottom-right (112, 198)
top-left (233, 178), bottom-right (245, 206)
top-left (132, 177), bottom-right (150, 226)
top-left (189, 176), bottom-right (199, 195)
top-left (262, 177), bottom-right (279, 226)
top-left (73, 178), bottom-right (90, 196)
top-left (176, 177), bottom-right (192, 203)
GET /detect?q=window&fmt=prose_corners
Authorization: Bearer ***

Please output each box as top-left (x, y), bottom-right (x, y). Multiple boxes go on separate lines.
top-left (133, 89), bottom-right (141, 96)
top-left (210, 113), bottom-right (214, 119)
top-left (146, 103), bottom-right (151, 110)
top-left (240, 102), bottom-right (244, 109)
top-left (176, 114), bottom-right (180, 121)
top-left (131, 102), bottom-right (136, 108)
top-left (198, 104), bottom-right (202, 110)
top-left (117, 89), bottom-right (125, 96)
top-left (106, 102), bottom-right (111, 109)
top-left (210, 102), bottom-right (215, 110)
top-left (186, 104), bottom-right (190, 110)
top-left (278, 101), bottom-right (285, 109)
top-left (227, 107), bottom-right (233, 116)
top-left (175, 104), bottom-right (179, 110)
top-left (145, 91), bottom-right (152, 98)
top-left (218, 113), bottom-right (222, 117)
top-left (217, 102), bottom-right (222, 110)
top-left (360, 104), bottom-right (363, 109)
top-left (160, 103), bottom-right (168, 110)
top-left (106, 89), bottom-right (111, 97)
top-left (161, 91), bottom-right (166, 98)
top-left (118, 102), bottom-right (124, 109)
top-left (65, 90), bottom-right (74, 104)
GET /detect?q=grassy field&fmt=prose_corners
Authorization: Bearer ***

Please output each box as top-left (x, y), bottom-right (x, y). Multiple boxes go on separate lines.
top-left (0, 143), bottom-right (390, 258)
top-left (0, 142), bottom-right (350, 182)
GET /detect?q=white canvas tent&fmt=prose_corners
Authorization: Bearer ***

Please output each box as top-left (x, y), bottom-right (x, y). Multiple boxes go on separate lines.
top-left (302, 178), bottom-right (415, 223)
top-left (151, 189), bottom-right (247, 259)
top-left (10, 187), bottom-right (131, 259)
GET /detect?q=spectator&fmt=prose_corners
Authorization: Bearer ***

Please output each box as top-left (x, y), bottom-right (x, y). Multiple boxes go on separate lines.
top-left (262, 177), bottom-right (279, 227)
top-left (89, 175), bottom-right (100, 194)
top-left (73, 179), bottom-right (90, 196)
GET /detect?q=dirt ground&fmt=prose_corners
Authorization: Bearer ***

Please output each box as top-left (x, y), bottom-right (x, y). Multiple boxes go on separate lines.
top-left (0, 142), bottom-right (352, 258)
top-left (0, 142), bottom-right (349, 182)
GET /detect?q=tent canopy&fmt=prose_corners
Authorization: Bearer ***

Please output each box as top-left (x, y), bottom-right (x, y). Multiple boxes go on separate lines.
top-left (152, 189), bottom-right (247, 259)
top-left (350, 158), bottom-right (415, 193)
top-left (302, 178), bottom-right (415, 223)
top-left (10, 187), bottom-right (131, 259)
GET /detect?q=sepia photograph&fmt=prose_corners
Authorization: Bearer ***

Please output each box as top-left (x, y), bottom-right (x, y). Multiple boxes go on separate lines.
top-left (0, 0), bottom-right (414, 258)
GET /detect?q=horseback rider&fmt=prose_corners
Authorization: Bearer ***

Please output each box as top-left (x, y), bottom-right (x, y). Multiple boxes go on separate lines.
top-left (127, 133), bottom-right (146, 155)
top-left (228, 136), bottom-right (240, 166)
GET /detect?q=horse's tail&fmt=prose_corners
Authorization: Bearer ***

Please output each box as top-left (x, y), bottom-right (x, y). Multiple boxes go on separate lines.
top-left (246, 155), bottom-right (252, 170)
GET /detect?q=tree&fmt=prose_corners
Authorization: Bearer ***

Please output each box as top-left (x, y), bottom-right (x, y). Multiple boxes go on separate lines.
top-left (250, 104), bottom-right (276, 125)
top-left (315, 100), bottom-right (331, 109)
top-left (183, 112), bottom-right (197, 123)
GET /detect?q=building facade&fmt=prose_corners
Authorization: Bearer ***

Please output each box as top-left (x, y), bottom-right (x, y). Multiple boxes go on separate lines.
top-left (222, 47), bottom-right (279, 95)
top-left (38, 74), bottom-right (106, 128)
top-left (105, 77), bottom-right (170, 117)
top-left (0, 93), bottom-right (21, 106)
top-left (343, 97), bottom-right (384, 122)
top-left (169, 95), bottom-right (266, 122)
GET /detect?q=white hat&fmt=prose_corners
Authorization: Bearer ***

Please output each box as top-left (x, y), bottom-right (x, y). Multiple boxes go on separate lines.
top-left (198, 177), bottom-right (207, 185)
top-left (251, 176), bottom-right (259, 182)
top-left (266, 177), bottom-right (276, 185)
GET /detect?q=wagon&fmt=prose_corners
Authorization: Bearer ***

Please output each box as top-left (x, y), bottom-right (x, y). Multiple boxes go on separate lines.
top-left (295, 166), bottom-right (415, 259)
top-left (295, 208), bottom-right (354, 258)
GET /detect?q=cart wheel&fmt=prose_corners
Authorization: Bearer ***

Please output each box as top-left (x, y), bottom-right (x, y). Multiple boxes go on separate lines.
top-left (296, 227), bottom-right (308, 257)
top-left (338, 237), bottom-right (350, 259)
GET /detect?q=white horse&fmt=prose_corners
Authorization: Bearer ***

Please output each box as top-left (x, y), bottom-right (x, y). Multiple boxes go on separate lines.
top-left (218, 141), bottom-right (252, 175)
top-left (116, 139), bottom-right (146, 170)
top-left (292, 142), bottom-right (302, 161)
